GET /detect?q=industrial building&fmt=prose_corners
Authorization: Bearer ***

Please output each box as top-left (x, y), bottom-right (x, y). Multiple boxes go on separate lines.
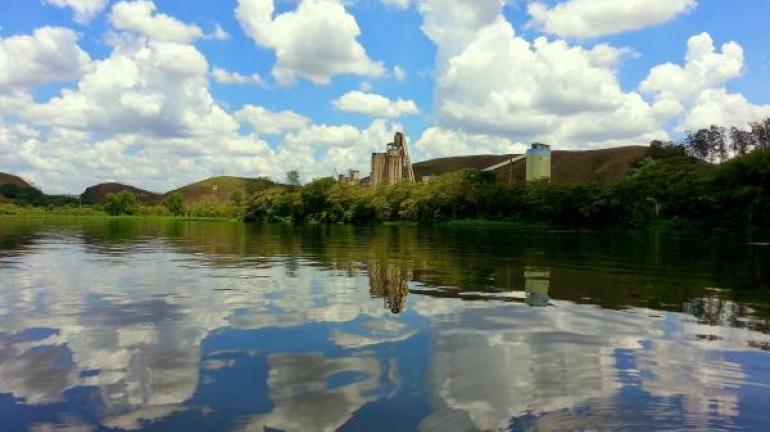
top-left (370, 132), bottom-right (416, 187)
top-left (338, 169), bottom-right (361, 185)
top-left (366, 133), bottom-right (554, 186)
top-left (481, 143), bottom-right (552, 182)
top-left (525, 143), bottom-right (552, 181)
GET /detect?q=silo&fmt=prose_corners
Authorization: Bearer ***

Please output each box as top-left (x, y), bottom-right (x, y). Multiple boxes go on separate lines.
top-left (526, 143), bottom-right (552, 182)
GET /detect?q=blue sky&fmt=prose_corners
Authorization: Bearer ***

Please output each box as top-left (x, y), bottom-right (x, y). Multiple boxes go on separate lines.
top-left (1, 0), bottom-right (769, 193)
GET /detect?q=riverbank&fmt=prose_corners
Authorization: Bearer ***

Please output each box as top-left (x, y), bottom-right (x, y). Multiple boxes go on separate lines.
top-left (0, 207), bottom-right (238, 223)
top-left (244, 148), bottom-right (770, 230)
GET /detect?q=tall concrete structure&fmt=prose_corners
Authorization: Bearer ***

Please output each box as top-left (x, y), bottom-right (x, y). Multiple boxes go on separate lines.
top-left (482, 142), bottom-right (553, 182)
top-left (525, 143), bottom-right (552, 181)
top-left (371, 132), bottom-right (416, 187)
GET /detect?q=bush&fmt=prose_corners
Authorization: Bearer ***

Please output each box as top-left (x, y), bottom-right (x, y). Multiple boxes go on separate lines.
top-left (163, 192), bottom-right (185, 216)
top-left (104, 191), bottom-right (139, 216)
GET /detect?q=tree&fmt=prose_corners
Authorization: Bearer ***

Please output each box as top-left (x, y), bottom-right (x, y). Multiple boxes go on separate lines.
top-left (163, 192), bottom-right (185, 216)
top-left (286, 170), bottom-right (300, 186)
top-left (708, 125), bottom-right (727, 163)
top-left (104, 191), bottom-right (138, 216)
top-left (750, 118), bottom-right (770, 150)
top-left (684, 129), bottom-right (712, 161)
top-left (730, 127), bottom-right (755, 156)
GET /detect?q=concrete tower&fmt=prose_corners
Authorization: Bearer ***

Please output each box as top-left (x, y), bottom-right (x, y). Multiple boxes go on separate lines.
top-left (370, 132), bottom-right (416, 187)
top-left (526, 143), bottom-right (551, 182)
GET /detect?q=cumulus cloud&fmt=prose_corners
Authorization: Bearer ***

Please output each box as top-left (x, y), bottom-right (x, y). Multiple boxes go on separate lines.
top-left (235, 0), bottom-right (385, 85)
top-left (415, 127), bottom-right (527, 159)
top-left (235, 105), bottom-right (310, 135)
top-left (110, 0), bottom-right (204, 43)
top-left (527, 0), bottom-right (697, 39)
top-left (0, 27), bottom-right (91, 88)
top-left (276, 119), bottom-right (402, 178)
top-left (333, 91), bottom-right (420, 118)
top-left (43, 0), bottom-right (108, 24)
top-left (211, 67), bottom-right (263, 86)
top-left (20, 37), bottom-right (236, 138)
top-left (640, 32), bottom-right (770, 131)
top-left (414, 0), bottom-right (664, 154)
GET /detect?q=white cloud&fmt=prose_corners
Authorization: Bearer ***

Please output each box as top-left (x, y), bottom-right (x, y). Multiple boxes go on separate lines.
top-left (276, 119), bottom-right (402, 177)
top-left (211, 67), bottom-right (263, 86)
top-left (416, 0), bottom-right (664, 150)
top-left (0, 27), bottom-right (91, 88)
top-left (393, 65), bottom-right (407, 82)
top-left (43, 0), bottom-right (108, 24)
top-left (641, 32), bottom-right (770, 131)
top-left (206, 24), bottom-right (230, 41)
top-left (415, 127), bottom-right (527, 159)
top-left (527, 0), bottom-right (697, 39)
top-left (20, 37), bottom-right (236, 138)
top-left (333, 91), bottom-right (420, 118)
top-left (110, 0), bottom-right (204, 43)
top-left (235, 0), bottom-right (385, 85)
top-left (235, 105), bottom-right (310, 135)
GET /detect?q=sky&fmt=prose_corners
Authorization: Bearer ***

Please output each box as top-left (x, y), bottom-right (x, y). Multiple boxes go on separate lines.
top-left (1, 0), bottom-right (769, 194)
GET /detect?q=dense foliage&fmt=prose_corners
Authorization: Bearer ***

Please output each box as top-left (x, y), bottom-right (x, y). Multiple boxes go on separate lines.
top-left (0, 184), bottom-right (78, 207)
top-left (163, 192), bottom-right (185, 216)
top-left (244, 147), bottom-right (770, 229)
top-left (104, 191), bottom-right (139, 216)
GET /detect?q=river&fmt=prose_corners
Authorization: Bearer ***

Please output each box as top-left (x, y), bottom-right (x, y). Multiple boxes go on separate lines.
top-left (0, 218), bottom-right (768, 431)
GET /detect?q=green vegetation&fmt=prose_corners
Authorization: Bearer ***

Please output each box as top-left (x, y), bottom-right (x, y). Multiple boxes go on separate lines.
top-left (104, 191), bottom-right (139, 216)
top-left (163, 192), bottom-right (185, 216)
top-left (0, 184), bottom-right (79, 207)
top-left (244, 146), bottom-right (770, 229)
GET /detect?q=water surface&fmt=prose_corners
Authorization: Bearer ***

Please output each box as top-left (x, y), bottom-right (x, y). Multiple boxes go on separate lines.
top-left (0, 218), bottom-right (769, 431)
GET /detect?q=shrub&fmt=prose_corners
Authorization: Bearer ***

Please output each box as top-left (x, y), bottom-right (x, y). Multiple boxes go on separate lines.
top-left (163, 192), bottom-right (185, 216)
top-left (104, 191), bottom-right (139, 216)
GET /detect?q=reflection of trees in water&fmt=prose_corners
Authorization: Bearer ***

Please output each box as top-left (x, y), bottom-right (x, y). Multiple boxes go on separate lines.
top-left (3, 218), bottom-right (769, 323)
top-left (685, 296), bottom-right (770, 334)
top-left (367, 261), bottom-right (411, 314)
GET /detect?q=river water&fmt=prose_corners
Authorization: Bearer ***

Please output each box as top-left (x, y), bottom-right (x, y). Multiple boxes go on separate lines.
top-left (0, 218), bottom-right (769, 431)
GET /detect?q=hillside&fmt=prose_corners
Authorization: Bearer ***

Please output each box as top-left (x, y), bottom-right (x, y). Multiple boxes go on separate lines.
top-left (414, 146), bottom-right (649, 183)
top-left (80, 183), bottom-right (162, 205)
top-left (413, 154), bottom-right (517, 179)
top-left (0, 172), bottom-right (33, 189)
top-left (166, 176), bottom-right (276, 205)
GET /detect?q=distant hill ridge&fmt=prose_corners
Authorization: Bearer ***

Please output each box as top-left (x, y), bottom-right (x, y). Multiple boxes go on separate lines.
top-left (2, 146), bottom-right (649, 205)
top-left (167, 176), bottom-right (276, 205)
top-left (80, 183), bottom-right (163, 205)
top-left (0, 172), bottom-right (34, 190)
top-left (78, 176), bottom-right (278, 206)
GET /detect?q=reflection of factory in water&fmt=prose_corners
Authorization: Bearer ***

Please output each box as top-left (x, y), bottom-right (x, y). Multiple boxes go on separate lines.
top-left (367, 261), bottom-right (411, 314)
top-left (524, 268), bottom-right (551, 307)
top-left (365, 260), bottom-right (550, 313)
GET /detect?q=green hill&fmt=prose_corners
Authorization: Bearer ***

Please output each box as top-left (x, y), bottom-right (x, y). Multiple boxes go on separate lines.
top-left (80, 183), bottom-right (162, 205)
top-left (166, 176), bottom-right (277, 205)
top-left (1, 172), bottom-right (78, 206)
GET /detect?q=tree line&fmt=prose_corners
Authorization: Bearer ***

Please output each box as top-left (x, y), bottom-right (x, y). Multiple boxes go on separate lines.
top-left (678, 118), bottom-right (770, 163)
top-left (244, 118), bottom-right (770, 230)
